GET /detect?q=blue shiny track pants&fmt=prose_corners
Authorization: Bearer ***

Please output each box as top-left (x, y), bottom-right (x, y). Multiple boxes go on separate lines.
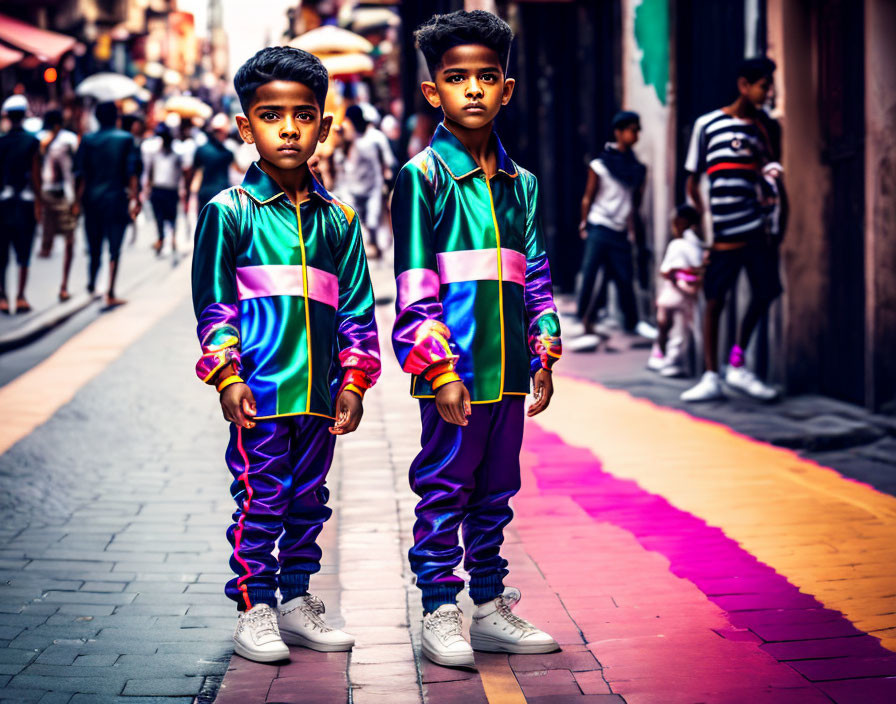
top-left (223, 416), bottom-right (335, 610)
top-left (408, 397), bottom-right (525, 613)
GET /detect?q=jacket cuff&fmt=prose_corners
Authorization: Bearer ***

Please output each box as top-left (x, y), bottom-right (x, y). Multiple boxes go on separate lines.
top-left (339, 368), bottom-right (372, 399)
top-left (423, 360), bottom-right (461, 390)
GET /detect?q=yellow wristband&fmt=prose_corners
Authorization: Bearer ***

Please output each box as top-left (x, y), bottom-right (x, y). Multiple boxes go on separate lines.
top-left (343, 383), bottom-right (365, 399)
top-left (431, 371), bottom-right (461, 391)
top-left (216, 374), bottom-right (243, 393)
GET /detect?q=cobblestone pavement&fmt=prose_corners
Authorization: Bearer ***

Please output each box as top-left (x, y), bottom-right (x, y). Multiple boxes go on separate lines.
top-left (1, 266), bottom-right (894, 703)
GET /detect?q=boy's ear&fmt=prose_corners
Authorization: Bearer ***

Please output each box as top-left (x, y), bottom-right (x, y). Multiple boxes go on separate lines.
top-left (501, 77), bottom-right (515, 106)
top-left (421, 81), bottom-right (441, 109)
top-left (235, 114), bottom-right (254, 144)
top-left (318, 114), bottom-right (333, 144)
top-left (736, 76), bottom-right (749, 95)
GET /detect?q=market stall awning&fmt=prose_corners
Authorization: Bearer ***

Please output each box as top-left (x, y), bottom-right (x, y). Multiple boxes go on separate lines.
top-left (0, 42), bottom-right (24, 70)
top-left (0, 12), bottom-right (76, 64)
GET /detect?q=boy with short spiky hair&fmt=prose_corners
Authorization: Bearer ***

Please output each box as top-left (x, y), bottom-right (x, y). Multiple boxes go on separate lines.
top-left (391, 10), bottom-right (562, 667)
top-left (192, 46), bottom-right (380, 663)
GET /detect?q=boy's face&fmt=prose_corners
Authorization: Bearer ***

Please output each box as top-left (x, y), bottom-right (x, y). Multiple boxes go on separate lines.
top-left (615, 124), bottom-right (640, 148)
top-left (236, 80), bottom-right (332, 171)
top-left (421, 44), bottom-right (514, 131)
top-left (671, 215), bottom-right (687, 237)
top-left (738, 75), bottom-right (772, 107)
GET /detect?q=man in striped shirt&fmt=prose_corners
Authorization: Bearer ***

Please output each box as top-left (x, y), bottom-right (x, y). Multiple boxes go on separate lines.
top-left (681, 57), bottom-right (782, 402)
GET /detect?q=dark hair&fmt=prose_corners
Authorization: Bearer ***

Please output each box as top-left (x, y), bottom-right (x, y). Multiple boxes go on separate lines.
top-left (155, 123), bottom-right (174, 153)
top-left (234, 46), bottom-right (329, 113)
top-left (414, 10), bottom-right (513, 77)
top-left (675, 203), bottom-right (700, 225)
top-left (95, 101), bottom-right (118, 128)
top-left (43, 109), bottom-right (63, 130)
top-left (120, 113), bottom-right (145, 133)
top-left (737, 56), bottom-right (776, 84)
top-left (611, 110), bottom-right (640, 132)
top-left (344, 104), bottom-right (368, 135)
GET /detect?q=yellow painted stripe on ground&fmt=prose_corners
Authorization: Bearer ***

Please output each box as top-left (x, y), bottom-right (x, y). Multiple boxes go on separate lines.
top-left (0, 262), bottom-right (190, 455)
top-left (476, 654), bottom-right (528, 704)
top-left (535, 374), bottom-right (896, 652)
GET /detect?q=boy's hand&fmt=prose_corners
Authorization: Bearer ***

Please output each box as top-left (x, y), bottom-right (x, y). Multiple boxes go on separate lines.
top-left (330, 390), bottom-right (363, 435)
top-left (220, 383), bottom-right (257, 429)
top-left (528, 369), bottom-right (554, 417)
top-left (435, 381), bottom-right (471, 426)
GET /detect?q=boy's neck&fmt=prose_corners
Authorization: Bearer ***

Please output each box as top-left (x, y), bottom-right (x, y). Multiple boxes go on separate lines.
top-left (258, 158), bottom-right (313, 204)
top-left (443, 118), bottom-right (497, 176)
top-left (725, 96), bottom-right (758, 119)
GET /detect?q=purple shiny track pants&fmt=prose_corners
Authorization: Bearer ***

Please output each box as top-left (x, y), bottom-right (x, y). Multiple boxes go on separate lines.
top-left (408, 396), bottom-right (525, 612)
top-left (224, 415), bottom-right (335, 610)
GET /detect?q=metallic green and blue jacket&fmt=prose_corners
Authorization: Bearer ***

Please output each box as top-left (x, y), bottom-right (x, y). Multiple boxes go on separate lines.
top-left (192, 162), bottom-right (380, 420)
top-left (391, 123), bottom-right (561, 402)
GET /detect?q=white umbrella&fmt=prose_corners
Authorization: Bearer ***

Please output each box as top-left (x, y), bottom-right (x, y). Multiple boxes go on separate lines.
top-left (318, 53), bottom-right (374, 77)
top-left (75, 72), bottom-right (141, 102)
top-left (289, 26), bottom-right (374, 55)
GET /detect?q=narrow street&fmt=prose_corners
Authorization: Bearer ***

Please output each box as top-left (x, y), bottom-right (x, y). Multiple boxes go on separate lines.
top-left (0, 228), bottom-right (894, 703)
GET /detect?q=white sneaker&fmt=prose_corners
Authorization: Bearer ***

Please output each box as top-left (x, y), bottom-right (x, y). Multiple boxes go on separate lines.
top-left (470, 587), bottom-right (559, 654)
top-left (278, 594), bottom-right (354, 652)
top-left (569, 334), bottom-right (603, 352)
top-left (635, 321), bottom-right (659, 340)
top-left (647, 346), bottom-right (666, 371)
top-left (660, 364), bottom-right (686, 378)
top-left (725, 366), bottom-right (777, 400)
top-left (681, 371), bottom-right (725, 402)
top-left (233, 604), bottom-right (289, 663)
top-left (563, 319), bottom-right (586, 337)
top-left (421, 604), bottom-right (475, 668)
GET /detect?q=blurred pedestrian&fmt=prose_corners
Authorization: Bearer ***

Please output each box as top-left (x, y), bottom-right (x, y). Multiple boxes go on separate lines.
top-left (74, 101), bottom-right (141, 307)
top-left (334, 105), bottom-right (386, 259)
top-left (143, 123), bottom-right (184, 255)
top-left (574, 111), bottom-right (648, 342)
top-left (647, 204), bottom-right (705, 377)
top-left (680, 57), bottom-right (782, 402)
top-left (121, 113), bottom-right (147, 246)
top-left (38, 109), bottom-right (79, 301)
top-left (0, 94), bottom-right (41, 314)
top-left (187, 113), bottom-right (235, 216)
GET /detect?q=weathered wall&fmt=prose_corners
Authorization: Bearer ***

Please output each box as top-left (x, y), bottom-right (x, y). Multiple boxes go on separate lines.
top-left (766, 0), bottom-right (831, 394)
top-left (864, 0), bottom-right (896, 410)
top-left (622, 0), bottom-right (674, 304)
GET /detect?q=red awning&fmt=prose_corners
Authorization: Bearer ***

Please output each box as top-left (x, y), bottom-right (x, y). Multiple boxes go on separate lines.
top-left (0, 13), bottom-right (76, 64)
top-left (0, 42), bottom-right (24, 70)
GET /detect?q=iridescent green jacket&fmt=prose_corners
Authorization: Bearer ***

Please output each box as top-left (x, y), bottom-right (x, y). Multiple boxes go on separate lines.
top-left (192, 163), bottom-right (380, 420)
top-left (391, 123), bottom-right (562, 403)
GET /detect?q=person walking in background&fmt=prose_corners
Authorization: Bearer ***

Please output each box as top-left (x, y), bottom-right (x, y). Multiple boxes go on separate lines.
top-left (37, 109), bottom-right (79, 301)
top-left (680, 57), bottom-right (782, 402)
top-left (74, 101), bottom-right (141, 307)
top-left (143, 124), bottom-right (184, 256)
top-left (0, 94), bottom-right (41, 314)
top-left (122, 113), bottom-right (147, 246)
top-left (187, 112), bottom-right (235, 216)
top-left (574, 111), bottom-right (650, 346)
top-left (647, 204), bottom-right (705, 377)
top-left (334, 105), bottom-right (386, 260)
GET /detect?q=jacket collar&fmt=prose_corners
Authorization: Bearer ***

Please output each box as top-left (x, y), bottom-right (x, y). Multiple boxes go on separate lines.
top-left (429, 122), bottom-right (517, 180)
top-left (240, 161), bottom-right (333, 205)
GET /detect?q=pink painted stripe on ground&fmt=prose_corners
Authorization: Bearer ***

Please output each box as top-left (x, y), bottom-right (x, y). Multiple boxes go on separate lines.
top-left (515, 423), bottom-right (896, 704)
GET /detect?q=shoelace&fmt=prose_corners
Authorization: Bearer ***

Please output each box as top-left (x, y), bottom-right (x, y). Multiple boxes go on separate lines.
top-left (298, 596), bottom-right (331, 632)
top-left (495, 597), bottom-right (535, 633)
top-left (245, 607), bottom-right (280, 639)
top-left (428, 609), bottom-right (463, 640)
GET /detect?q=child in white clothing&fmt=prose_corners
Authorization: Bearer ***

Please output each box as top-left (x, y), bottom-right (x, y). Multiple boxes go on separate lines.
top-left (648, 205), bottom-right (705, 376)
